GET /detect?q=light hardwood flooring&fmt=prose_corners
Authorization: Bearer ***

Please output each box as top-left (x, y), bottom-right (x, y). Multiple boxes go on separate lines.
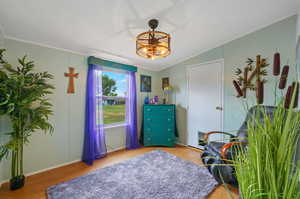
top-left (0, 146), bottom-right (238, 199)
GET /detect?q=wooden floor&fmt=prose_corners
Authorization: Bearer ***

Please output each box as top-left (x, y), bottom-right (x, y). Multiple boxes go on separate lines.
top-left (0, 146), bottom-right (238, 199)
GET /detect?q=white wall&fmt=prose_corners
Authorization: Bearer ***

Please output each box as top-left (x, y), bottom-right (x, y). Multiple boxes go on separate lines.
top-left (297, 13), bottom-right (300, 162)
top-left (0, 38), bottom-right (162, 183)
top-left (160, 15), bottom-right (297, 145)
top-left (0, 23), bottom-right (4, 185)
top-left (297, 6), bottom-right (300, 39)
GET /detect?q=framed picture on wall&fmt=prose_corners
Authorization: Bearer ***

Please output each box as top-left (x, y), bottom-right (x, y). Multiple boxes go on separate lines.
top-left (162, 77), bottom-right (169, 90)
top-left (140, 75), bottom-right (151, 92)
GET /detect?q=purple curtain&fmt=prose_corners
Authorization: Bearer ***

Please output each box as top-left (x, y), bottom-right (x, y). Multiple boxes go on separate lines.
top-left (126, 71), bottom-right (139, 149)
top-left (82, 64), bottom-right (107, 165)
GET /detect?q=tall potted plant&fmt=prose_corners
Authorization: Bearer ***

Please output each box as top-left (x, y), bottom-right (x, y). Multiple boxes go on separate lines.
top-left (233, 101), bottom-right (300, 198)
top-left (0, 49), bottom-right (54, 190)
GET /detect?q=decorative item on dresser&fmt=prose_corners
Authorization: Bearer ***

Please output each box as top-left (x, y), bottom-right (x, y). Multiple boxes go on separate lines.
top-left (143, 104), bottom-right (177, 147)
top-left (163, 85), bottom-right (173, 104)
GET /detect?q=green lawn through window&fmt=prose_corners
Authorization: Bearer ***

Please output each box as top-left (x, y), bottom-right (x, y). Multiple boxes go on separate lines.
top-left (103, 104), bottom-right (126, 124)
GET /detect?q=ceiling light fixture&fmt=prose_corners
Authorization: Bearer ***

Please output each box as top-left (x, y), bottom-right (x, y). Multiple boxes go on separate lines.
top-left (136, 19), bottom-right (171, 60)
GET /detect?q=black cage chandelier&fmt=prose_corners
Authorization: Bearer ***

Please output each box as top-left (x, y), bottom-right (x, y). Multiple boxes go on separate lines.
top-left (136, 19), bottom-right (171, 59)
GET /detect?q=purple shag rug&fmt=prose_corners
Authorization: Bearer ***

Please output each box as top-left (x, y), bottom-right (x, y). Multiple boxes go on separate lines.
top-left (47, 150), bottom-right (218, 199)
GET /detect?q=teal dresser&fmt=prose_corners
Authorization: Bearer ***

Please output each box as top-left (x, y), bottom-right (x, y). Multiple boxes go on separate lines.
top-left (143, 104), bottom-right (176, 147)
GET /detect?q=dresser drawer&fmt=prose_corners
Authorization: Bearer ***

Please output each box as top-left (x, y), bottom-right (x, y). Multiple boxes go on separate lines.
top-left (144, 105), bottom-right (175, 112)
top-left (144, 134), bottom-right (175, 147)
top-left (144, 106), bottom-right (174, 116)
top-left (144, 125), bottom-right (175, 135)
top-left (144, 115), bottom-right (174, 124)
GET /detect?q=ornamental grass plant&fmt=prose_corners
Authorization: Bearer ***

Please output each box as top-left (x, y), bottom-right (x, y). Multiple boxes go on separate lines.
top-left (234, 100), bottom-right (300, 198)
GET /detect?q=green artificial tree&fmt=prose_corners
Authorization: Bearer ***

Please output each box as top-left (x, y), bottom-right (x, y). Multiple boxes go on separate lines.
top-left (0, 49), bottom-right (54, 190)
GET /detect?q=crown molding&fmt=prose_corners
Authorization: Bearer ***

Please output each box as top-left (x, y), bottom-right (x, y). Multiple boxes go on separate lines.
top-left (3, 36), bottom-right (160, 72)
top-left (4, 13), bottom-right (297, 72)
top-left (160, 13), bottom-right (298, 71)
top-left (4, 35), bottom-right (88, 56)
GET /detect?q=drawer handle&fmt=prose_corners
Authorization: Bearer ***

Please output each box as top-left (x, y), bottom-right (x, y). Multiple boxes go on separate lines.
top-left (168, 138), bottom-right (171, 141)
top-left (168, 118), bottom-right (171, 121)
top-left (168, 128), bottom-right (171, 131)
top-left (147, 138), bottom-right (151, 141)
top-left (168, 109), bottom-right (171, 111)
top-left (147, 118), bottom-right (151, 121)
top-left (147, 109), bottom-right (151, 111)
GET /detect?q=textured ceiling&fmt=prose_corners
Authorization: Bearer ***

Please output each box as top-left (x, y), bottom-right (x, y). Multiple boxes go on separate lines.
top-left (0, 0), bottom-right (298, 71)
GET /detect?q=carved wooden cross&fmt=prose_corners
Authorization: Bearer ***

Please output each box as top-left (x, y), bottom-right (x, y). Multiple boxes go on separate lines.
top-left (64, 67), bottom-right (78, 94)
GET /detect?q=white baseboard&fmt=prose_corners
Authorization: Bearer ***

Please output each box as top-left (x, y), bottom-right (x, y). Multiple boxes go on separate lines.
top-left (27, 159), bottom-right (81, 177)
top-left (176, 142), bottom-right (188, 147)
top-left (178, 142), bottom-right (204, 150)
top-left (0, 179), bottom-right (6, 187)
top-left (0, 147), bottom-right (125, 187)
top-left (0, 159), bottom-right (80, 187)
top-left (107, 146), bottom-right (125, 153)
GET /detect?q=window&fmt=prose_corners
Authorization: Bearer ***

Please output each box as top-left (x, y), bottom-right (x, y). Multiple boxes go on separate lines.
top-left (102, 69), bottom-right (128, 126)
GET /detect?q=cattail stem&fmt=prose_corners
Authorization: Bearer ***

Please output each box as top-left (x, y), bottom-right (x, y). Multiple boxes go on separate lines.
top-left (273, 52), bottom-right (280, 76)
top-left (279, 65), bottom-right (289, 89)
top-left (284, 86), bottom-right (292, 108)
top-left (243, 68), bottom-right (249, 98)
top-left (233, 80), bottom-right (243, 97)
top-left (292, 82), bottom-right (299, 108)
top-left (256, 81), bottom-right (264, 104)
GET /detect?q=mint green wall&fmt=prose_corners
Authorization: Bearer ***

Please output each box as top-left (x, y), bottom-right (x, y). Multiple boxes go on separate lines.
top-left (160, 15), bottom-right (297, 145)
top-left (1, 39), bottom-right (88, 183)
top-left (297, 11), bottom-right (300, 38)
top-left (0, 39), bottom-right (162, 183)
top-left (297, 17), bottom-right (300, 162)
top-left (0, 15), bottom-right (298, 184)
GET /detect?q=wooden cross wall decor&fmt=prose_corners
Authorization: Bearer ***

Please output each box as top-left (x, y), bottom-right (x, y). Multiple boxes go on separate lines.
top-left (64, 67), bottom-right (79, 94)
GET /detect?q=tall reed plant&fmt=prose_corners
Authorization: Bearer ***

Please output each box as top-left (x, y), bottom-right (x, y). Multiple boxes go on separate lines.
top-left (234, 102), bottom-right (300, 199)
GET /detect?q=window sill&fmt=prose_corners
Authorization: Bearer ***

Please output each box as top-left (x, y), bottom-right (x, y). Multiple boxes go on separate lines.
top-left (104, 123), bottom-right (128, 129)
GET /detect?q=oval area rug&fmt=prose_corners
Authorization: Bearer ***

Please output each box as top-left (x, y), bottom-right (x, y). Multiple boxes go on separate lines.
top-left (47, 150), bottom-right (218, 199)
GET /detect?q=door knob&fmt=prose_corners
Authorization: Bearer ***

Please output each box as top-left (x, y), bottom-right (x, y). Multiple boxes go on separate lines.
top-left (216, 106), bottom-right (223, 110)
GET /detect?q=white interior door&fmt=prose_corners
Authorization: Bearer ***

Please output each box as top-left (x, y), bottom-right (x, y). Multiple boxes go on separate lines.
top-left (187, 61), bottom-right (223, 149)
